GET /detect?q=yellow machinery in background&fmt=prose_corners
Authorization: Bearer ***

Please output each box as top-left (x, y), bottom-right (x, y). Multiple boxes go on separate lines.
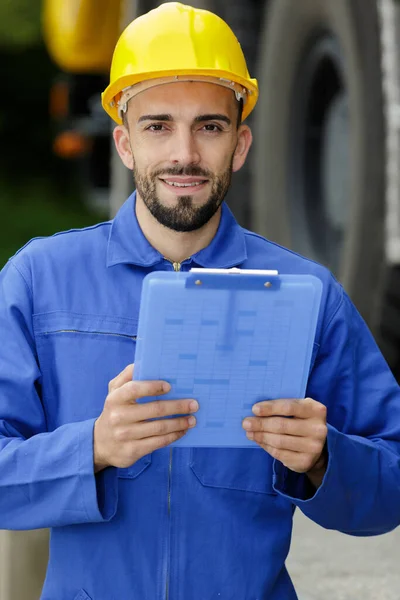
top-left (42, 0), bottom-right (126, 210)
top-left (43, 0), bottom-right (123, 74)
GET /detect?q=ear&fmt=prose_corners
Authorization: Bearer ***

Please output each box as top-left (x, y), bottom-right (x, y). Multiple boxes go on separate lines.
top-left (113, 125), bottom-right (134, 170)
top-left (232, 125), bottom-right (253, 173)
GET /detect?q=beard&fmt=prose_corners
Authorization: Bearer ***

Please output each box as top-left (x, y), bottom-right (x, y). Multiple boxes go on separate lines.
top-left (132, 159), bottom-right (233, 232)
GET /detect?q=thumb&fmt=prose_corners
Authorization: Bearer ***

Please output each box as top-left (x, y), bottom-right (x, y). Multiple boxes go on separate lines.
top-left (108, 363), bottom-right (134, 393)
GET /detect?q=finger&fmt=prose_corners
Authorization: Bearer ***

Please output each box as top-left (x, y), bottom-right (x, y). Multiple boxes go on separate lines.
top-left (243, 416), bottom-right (323, 438)
top-left (109, 379), bottom-right (172, 405)
top-left (247, 431), bottom-right (324, 455)
top-left (257, 443), bottom-right (316, 473)
top-left (108, 364), bottom-right (135, 393)
top-left (131, 415), bottom-right (197, 440)
top-left (135, 430), bottom-right (188, 455)
top-left (131, 398), bottom-right (199, 422)
top-left (252, 398), bottom-right (326, 419)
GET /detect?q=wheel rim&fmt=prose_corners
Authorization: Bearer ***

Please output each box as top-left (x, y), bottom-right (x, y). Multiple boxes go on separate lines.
top-left (288, 33), bottom-right (351, 274)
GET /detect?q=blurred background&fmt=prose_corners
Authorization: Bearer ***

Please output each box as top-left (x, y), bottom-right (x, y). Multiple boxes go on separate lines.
top-left (1, 0), bottom-right (400, 598)
top-left (0, 0), bottom-right (110, 270)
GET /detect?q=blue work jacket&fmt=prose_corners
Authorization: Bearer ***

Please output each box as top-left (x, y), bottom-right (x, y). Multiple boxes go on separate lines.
top-left (0, 192), bottom-right (400, 600)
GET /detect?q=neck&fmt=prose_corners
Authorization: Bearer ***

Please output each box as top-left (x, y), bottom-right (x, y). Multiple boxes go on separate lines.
top-left (135, 192), bottom-right (222, 263)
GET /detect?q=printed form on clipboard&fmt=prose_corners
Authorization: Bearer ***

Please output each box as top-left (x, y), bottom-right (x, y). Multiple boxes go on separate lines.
top-left (133, 268), bottom-right (322, 447)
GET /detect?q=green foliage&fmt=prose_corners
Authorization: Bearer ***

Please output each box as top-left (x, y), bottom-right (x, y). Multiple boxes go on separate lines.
top-left (0, 0), bottom-right (42, 48)
top-left (0, 1), bottom-right (110, 270)
top-left (0, 178), bottom-right (107, 269)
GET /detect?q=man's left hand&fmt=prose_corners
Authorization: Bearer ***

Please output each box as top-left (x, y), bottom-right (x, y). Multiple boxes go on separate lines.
top-left (242, 398), bottom-right (328, 485)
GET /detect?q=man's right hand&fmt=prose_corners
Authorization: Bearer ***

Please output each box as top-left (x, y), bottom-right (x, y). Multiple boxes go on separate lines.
top-left (93, 364), bottom-right (198, 473)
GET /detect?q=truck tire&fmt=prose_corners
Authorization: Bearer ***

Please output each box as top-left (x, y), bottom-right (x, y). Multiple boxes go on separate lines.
top-left (376, 266), bottom-right (400, 376)
top-left (252, 0), bottom-right (385, 330)
top-left (208, 0), bottom-right (264, 228)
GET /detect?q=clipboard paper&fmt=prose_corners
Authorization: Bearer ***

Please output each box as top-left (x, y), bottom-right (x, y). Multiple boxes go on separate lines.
top-left (134, 269), bottom-right (322, 447)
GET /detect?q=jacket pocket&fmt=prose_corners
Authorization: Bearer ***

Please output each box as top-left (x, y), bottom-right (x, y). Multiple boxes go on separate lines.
top-left (33, 311), bottom-right (138, 426)
top-left (190, 447), bottom-right (277, 494)
top-left (73, 591), bottom-right (92, 600)
top-left (117, 454), bottom-right (152, 479)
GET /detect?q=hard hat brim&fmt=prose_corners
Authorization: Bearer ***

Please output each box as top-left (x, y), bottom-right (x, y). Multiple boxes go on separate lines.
top-left (102, 69), bottom-right (259, 125)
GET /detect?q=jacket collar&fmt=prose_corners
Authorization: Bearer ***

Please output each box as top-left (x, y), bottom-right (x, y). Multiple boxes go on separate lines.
top-left (106, 191), bottom-right (247, 268)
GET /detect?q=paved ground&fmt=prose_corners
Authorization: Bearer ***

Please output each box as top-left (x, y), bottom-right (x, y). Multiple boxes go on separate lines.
top-left (288, 510), bottom-right (400, 600)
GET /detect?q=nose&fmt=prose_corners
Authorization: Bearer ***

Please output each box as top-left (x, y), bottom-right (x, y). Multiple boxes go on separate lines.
top-left (169, 127), bottom-right (201, 165)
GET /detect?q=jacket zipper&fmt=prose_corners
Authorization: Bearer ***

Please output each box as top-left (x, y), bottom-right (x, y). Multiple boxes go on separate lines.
top-left (42, 330), bottom-right (137, 340)
top-left (164, 258), bottom-right (183, 600)
top-left (165, 451), bottom-right (173, 600)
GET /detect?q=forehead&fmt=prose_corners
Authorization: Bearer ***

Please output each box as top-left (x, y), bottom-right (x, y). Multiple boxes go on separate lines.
top-left (128, 81), bottom-right (237, 120)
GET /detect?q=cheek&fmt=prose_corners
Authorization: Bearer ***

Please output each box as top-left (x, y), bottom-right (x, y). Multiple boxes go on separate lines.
top-left (130, 148), bottom-right (160, 178)
top-left (199, 136), bottom-right (236, 168)
top-left (131, 135), bottom-right (156, 162)
top-left (134, 133), bottom-right (170, 157)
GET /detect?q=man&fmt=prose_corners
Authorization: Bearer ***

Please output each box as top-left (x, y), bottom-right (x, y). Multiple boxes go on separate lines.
top-left (0, 3), bottom-right (399, 599)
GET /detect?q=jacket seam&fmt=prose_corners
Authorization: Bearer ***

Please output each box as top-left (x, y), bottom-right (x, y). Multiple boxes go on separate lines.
top-left (78, 422), bottom-right (92, 522)
top-left (189, 464), bottom-right (277, 495)
top-left (321, 285), bottom-right (345, 338)
top-left (12, 222), bottom-right (112, 258)
top-left (32, 310), bottom-right (138, 323)
top-left (9, 260), bottom-right (33, 302)
top-left (242, 229), bottom-right (329, 271)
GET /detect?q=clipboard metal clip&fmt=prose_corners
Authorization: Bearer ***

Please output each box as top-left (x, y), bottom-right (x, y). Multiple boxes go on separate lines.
top-left (189, 268), bottom-right (279, 275)
top-left (186, 268), bottom-right (280, 290)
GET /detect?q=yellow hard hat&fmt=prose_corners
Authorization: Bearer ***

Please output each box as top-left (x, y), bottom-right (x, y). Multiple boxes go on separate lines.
top-left (101, 2), bottom-right (258, 125)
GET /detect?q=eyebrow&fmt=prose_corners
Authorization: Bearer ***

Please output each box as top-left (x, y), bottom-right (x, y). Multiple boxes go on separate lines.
top-left (195, 114), bottom-right (231, 125)
top-left (137, 113), bottom-right (231, 125)
top-left (138, 114), bottom-right (172, 123)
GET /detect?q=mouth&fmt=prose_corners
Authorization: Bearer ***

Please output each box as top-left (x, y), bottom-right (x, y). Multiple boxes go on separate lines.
top-left (159, 177), bottom-right (209, 194)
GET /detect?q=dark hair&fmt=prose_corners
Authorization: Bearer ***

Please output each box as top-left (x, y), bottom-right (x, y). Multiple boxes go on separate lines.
top-left (236, 98), bottom-right (244, 128)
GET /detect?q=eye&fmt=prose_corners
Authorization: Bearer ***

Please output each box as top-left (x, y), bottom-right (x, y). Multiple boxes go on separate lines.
top-left (202, 124), bottom-right (222, 132)
top-left (146, 124), bottom-right (166, 132)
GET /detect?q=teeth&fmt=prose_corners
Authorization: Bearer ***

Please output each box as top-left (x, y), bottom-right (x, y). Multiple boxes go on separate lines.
top-left (164, 180), bottom-right (205, 187)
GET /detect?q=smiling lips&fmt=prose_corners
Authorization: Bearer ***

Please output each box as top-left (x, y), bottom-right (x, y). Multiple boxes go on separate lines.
top-left (159, 177), bottom-right (208, 188)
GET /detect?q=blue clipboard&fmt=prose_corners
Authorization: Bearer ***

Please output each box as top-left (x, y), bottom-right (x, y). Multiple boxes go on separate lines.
top-left (133, 268), bottom-right (322, 447)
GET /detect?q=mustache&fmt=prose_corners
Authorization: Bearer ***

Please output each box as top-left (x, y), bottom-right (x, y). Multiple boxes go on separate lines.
top-left (152, 166), bottom-right (212, 178)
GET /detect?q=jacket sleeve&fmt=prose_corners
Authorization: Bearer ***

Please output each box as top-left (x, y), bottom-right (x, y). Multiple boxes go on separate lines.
top-left (0, 260), bottom-right (118, 530)
top-left (273, 284), bottom-right (400, 535)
